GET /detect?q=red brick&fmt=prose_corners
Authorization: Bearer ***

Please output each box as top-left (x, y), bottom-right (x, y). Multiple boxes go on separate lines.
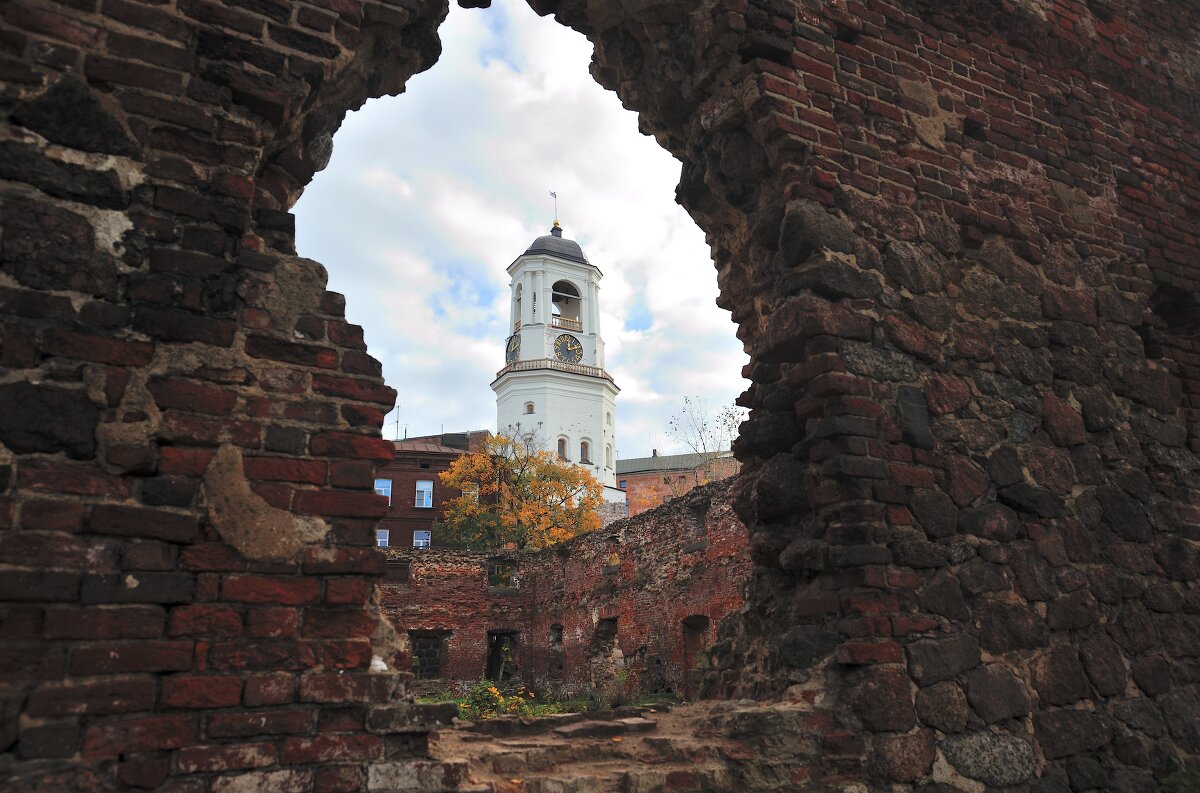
top-left (312, 374), bottom-right (396, 405)
top-left (325, 579), bottom-right (372, 605)
top-left (43, 606), bottom-right (165, 639)
top-left (19, 459), bottom-right (129, 498)
top-left (206, 708), bottom-right (314, 739)
top-left (82, 714), bottom-right (197, 757)
top-left (294, 490), bottom-right (388, 518)
top-left (180, 543), bottom-right (246, 572)
top-left (320, 640), bottom-right (373, 670)
top-left (20, 499), bottom-right (85, 532)
top-left (0, 531), bottom-right (89, 568)
top-left (168, 605), bottom-right (243, 637)
top-left (835, 640), bottom-right (904, 665)
top-left (42, 328), bottom-right (154, 366)
top-left (302, 548), bottom-right (386, 576)
top-left (301, 609), bottom-right (375, 639)
top-left (246, 607), bottom-right (298, 638)
top-left (162, 675), bottom-right (243, 708)
top-left (309, 432), bottom-right (396, 460)
top-left (244, 673), bottom-right (296, 706)
top-left (88, 505), bottom-right (199, 543)
top-left (243, 456), bottom-right (327, 485)
top-left (298, 673), bottom-right (395, 703)
top-left (70, 641), bottom-right (194, 674)
top-left (118, 754), bottom-right (171, 789)
top-left (280, 734), bottom-right (382, 764)
top-left (206, 640), bottom-right (318, 671)
top-left (147, 377), bottom-right (237, 415)
top-left (315, 765), bottom-right (365, 793)
top-left (177, 742), bottom-right (277, 774)
top-left (28, 678), bottom-right (157, 717)
top-left (158, 447), bottom-right (215, 476)
top-left (222, 575), bottom-right (320, 605)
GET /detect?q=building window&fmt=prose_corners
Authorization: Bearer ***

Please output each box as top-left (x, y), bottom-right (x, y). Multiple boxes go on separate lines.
top-left (663, 476), bottom-right (672, 484)
top-left (413, 530), bottom-right (431, 548)
top-left (525, 402), bottom-right (535, 414)
top-left (606, 445), bottom-right (613, 468)
top-left (619, 480), bottom-right (627, 489)
top-left (376, 529), bottom-right (389, 547)
top-left (580, 441), bottom-right (591, 464)
top-left (409, 631), bottom-right (445, 680)
top-left (374, 479), bottom-right (392, 505)
top-left (419, 462), bottom-right (430, 469)
top-left (488, 560), bottom-right (516, 588)
top-left (606, 412), bottom-right (612, 426)
top-left (415, 480), bottom-right (433, 508)
top-left (557, 438), bottom-right (567, 461)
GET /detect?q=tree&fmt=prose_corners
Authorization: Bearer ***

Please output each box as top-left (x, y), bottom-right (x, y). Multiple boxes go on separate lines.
top-left (666, 396), bottom-right (746, 485)
top-left (437, 433), bottom-right (604, 550)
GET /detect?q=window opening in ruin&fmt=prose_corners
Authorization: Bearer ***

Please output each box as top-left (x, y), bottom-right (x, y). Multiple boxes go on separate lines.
top-left (549, 624), bottom-right (563, 649)
top-left (376, 529), bottom-right (390, 547)
top-left (549, 624), bottom-right (564, 677)
top-left (386, 560), bottom-right (411, 583)
top-left (1143, 282), bottom-right (1200, 359)
top-left (488, 559), bottom-right (516, 588)
top-left (415, 479), bottom-right (433, 508)
top-left (413, 530), bottom-right (432, 549)
top-left (374, 479), bottom-right (392, 505)
top-left (487, 631), bottom-right (519, 682)
top-left (409, 631), bottom-right (447, 680)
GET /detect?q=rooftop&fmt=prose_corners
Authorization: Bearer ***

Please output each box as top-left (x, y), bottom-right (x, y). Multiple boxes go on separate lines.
top-left (616, 450), bottom-right (734, 475)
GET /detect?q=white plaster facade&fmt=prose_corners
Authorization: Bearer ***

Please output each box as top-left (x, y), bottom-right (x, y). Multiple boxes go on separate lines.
top-left (492, 223), bottom-right (620, 488)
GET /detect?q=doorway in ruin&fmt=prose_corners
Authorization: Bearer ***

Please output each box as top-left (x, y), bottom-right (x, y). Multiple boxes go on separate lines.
top-left (487, 630), bottom-right (519, 682)
top-left (410, 630), bottom-right (450, 680)
top-left (681, 615), bottom-right (710, 700)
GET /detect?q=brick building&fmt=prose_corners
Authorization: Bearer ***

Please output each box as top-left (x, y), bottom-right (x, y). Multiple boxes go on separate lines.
top-left (374, 431), bottom-right (488, 549)
top-left (381, 480), bottom-right (748, 699)
top-left (616, 450), bottom-right (740, 517)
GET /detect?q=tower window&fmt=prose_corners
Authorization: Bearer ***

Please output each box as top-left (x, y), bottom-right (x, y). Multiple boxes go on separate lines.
top-left (606, 412), bottom-right (612, 426)
top-left (557, 438), bottom-right (567, 461)
top-left (606, 445), bottom-right (613, 468)
top-left (415, 480), bottom-right (433, 508)
top-left (525, 402), bottom-right (535, 414)
top-left (580, 441), bottom-right (591, 464)
top-left (551, 280), bottom-right (582, 325)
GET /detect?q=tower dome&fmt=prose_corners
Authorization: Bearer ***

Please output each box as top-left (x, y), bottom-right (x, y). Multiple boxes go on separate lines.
top-left (522, 221), bottom-right (591, 265)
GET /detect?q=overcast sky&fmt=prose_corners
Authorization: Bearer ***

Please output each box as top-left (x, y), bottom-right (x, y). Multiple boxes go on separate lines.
top-left (293, 0), bottom-right (748, 460)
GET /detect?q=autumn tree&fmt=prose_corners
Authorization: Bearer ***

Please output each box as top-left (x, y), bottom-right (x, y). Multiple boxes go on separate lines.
top-left (436, 433), bottom-right (604, 551)
top-left (666, 396), bottom-right (746, 487)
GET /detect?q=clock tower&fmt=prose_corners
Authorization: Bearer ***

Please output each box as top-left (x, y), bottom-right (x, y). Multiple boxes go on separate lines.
top-left (492, 221), bottom-right (619, 488)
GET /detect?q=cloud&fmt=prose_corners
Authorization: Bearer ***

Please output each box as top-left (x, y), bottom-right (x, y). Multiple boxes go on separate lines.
top-left (294, 0), bottom-right (748, 457)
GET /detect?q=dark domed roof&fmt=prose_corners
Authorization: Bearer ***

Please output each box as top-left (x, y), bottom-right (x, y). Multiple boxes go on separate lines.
top-left (523, 222), bottom-right (590, 265)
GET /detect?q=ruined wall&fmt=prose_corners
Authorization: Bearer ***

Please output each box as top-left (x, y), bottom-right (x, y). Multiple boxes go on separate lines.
top-left (381, 480), bottom-right (750, 699)
top-left (1, 0), bottom-right (1199, 790)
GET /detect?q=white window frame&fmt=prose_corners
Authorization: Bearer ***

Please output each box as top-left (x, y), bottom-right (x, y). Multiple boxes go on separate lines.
top-left (376, 529), bottom-right (390, 547)
top-left (413, 530), bottom-right (431, 549)
top-left (374, 479), bottom-right (392, 505)
top-left (415, 480), bottom-right (433, 509)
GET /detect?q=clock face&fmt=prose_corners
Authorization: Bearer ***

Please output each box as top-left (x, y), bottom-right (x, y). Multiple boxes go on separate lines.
top-left (505, 335), bottom-right (521, 364)
top-left (554, 334), bottom-right (583, 364)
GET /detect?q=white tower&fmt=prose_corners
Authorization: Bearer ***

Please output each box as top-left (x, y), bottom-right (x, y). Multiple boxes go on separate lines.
top-left (492, 222), bottom-right (619, 487)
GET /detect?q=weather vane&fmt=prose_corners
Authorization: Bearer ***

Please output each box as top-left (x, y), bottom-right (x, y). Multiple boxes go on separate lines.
top-left (550, 191), bottom-right (558, 223)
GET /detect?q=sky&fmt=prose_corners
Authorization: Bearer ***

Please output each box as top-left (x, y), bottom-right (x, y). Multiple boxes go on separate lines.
top-left (293, 0), bottom-right (748, 460)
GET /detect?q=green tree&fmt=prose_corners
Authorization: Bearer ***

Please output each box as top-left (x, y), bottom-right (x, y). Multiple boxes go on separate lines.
top-left (437, 434), bottom-right (603, 550)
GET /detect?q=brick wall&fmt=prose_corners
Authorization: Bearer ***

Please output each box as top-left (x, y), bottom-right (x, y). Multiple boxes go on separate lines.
top-left (381, 480), bottom-right (749, 699)
top-left (620, 455), bottom-right (740, 516)
top-left (1, 0), bottom-right (1198, 789)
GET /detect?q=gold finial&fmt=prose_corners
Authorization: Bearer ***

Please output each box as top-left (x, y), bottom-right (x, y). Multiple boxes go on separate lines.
top-left (552, 219), bottom-right (561, 228)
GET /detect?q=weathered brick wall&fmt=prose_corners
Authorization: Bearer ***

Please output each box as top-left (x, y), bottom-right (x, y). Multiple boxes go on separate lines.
top-left (2, 0), bottom-right (1199, 790)
top-left (382, 480), bottom-right (750, 699)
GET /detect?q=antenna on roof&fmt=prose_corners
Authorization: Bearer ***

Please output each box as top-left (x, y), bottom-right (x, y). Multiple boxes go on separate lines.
top-left (390, 402), bottom-right (403, 441)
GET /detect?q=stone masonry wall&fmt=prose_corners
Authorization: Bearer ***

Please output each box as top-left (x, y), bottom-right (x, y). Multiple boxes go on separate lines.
top-left (381, 480), bottom-right (750, 700)
top-left (0, 0), bottom-right (1198, 790)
